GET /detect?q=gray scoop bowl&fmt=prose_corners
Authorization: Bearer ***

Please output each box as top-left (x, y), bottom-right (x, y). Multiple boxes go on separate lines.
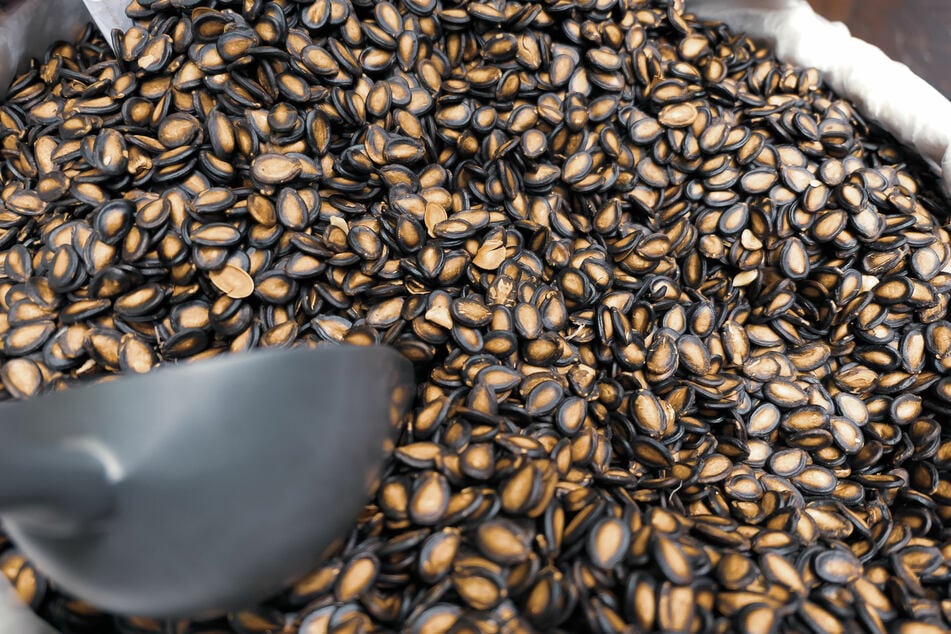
top-left (0, 345), bottom-right (415, 619)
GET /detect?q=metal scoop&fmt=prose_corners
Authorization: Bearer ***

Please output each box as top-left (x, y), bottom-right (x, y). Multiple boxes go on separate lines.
top-left (80, 0), bottom-right (134, 47)
top-left (0, 346), bottom-right (414, 618)
top-left (0, 0), bottom-right (415, 623)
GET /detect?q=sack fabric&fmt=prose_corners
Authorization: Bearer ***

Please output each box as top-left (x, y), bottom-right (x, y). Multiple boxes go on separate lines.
top-left (1, 0), bottom-right (950, 191)
top-left (690, 0), bottom-right (951, 194)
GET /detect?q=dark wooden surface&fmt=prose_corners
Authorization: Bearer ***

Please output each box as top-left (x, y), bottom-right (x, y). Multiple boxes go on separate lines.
top-left (808, 0), bottom-right (951, 99)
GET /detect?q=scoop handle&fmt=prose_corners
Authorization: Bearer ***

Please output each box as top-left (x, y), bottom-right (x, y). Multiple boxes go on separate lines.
top-left (0, 444), bottom-right (115, 536)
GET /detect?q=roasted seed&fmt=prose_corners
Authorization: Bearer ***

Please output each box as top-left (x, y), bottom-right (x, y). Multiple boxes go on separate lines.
top-left (1, 4), bottom-right (949, 633)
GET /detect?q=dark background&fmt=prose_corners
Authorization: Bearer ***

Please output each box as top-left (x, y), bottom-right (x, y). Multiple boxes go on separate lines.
top-left (808, 0), bottom-right (951, 99)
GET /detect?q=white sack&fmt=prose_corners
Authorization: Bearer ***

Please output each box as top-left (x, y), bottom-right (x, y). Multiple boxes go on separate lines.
top-left (690, 0), bottom-right (951, 194)
top-left (2, 0), bottom-right (951, 191)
